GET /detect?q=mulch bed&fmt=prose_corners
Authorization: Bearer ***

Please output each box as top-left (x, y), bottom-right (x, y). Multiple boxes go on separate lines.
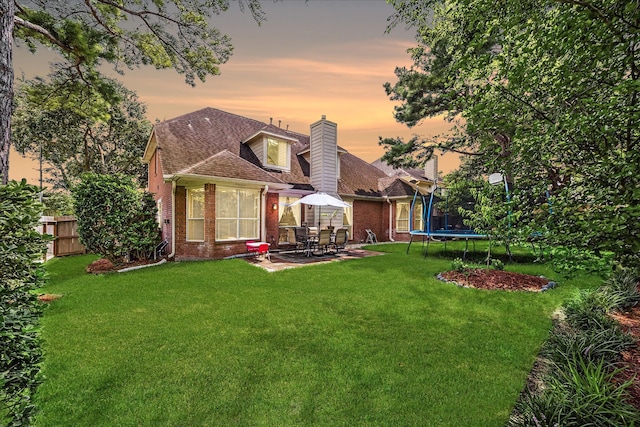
top-left (438, 268), bottom-right (552, 292)
top-left (86, 257), bottom-right (168, 274)
top-left (611, 306), bottom-right (640, 409)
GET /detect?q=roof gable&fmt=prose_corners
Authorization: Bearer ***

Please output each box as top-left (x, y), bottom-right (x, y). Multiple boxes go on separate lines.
top-left (148, 107), bottom-right (391, 199)
top-left (180, 150), bottom-right (286, 184)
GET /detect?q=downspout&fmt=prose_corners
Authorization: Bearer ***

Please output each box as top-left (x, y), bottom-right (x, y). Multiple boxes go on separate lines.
top-left (385, 197), bottom-right (395, 242)
top-left (261, 185), bottom-right (269, 242)
top-left (168, 179), bottom-right (177, 258)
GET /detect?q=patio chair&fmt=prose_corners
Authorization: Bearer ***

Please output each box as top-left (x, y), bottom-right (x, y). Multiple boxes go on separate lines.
top-left (153, 239), bottom-right (168, 260)
top-left (294, 227), bottom-right (308, 253)
top-left (365, 229), bottom-right (378, 244)
top-left (313, 229), bottom-right (333, 255)
top-left (330, 228), bottom-right (348, 254)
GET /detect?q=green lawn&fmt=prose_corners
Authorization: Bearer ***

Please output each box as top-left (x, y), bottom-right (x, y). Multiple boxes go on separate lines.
top-left (35, 243), bottom-right (601, 426)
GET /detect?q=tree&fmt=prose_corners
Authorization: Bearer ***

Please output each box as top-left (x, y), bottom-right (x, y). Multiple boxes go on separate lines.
top-left (12, 67), bottom-right (152, 190)
top-left (383, 0), bottom-right (640, 264)
top-left (1, 0), bottom-right (265, 184)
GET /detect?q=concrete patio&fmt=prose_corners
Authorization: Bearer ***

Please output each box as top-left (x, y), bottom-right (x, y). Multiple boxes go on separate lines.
top-left (243, 246), bottom-right (385, 272)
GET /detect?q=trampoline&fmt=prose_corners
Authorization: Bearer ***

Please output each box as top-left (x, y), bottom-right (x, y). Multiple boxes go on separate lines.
top-left (406, 186), bottom-right (487, 259)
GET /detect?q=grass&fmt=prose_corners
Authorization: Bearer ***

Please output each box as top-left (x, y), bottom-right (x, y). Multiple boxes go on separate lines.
top-left (34, 242), bottom-right (601, 426)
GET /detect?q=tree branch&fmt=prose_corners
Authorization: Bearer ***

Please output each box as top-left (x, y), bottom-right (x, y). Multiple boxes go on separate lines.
top-left (13, 16), bottom-right (75, 56)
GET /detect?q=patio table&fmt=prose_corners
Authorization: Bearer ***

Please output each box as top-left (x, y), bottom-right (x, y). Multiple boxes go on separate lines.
top-left (304, 232), bottom-right (336, 257)
top-left (246, 241), bottom-right (271, 260)
top-left (303, 235), bottom-right (318, 257)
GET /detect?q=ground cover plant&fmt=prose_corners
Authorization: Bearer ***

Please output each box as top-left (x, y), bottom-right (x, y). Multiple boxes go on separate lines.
top-left (35, 243), bottom-right (601, 426)
top-left (510, 268), bottom-right (640, 425)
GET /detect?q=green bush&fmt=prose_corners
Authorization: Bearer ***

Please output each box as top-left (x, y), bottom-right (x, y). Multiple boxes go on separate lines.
top-left (549, 246), bottom-right (614, 278)
top-left (490, 258), bottom-right (505, 270)
top-left (0, 180), bottom-right (51, 425)
top-left (72, 173), bottom-right (159, 263)
top-left (602, 268), bottom-right (640, 312)
top-left (124, 192), bottom-right (161, 261)
top-left (450, 258), bottom-right (468, 273)
top-left (542, 323), bottom-right (633, 369)
top-left (563, 289), bottom-right (620, 330)
top-left (512, 356), bottom-right (640, 426)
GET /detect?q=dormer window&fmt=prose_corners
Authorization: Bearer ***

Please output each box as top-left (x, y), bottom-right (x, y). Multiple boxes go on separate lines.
top-left (243, 130), bottom-right (297, 172)
top-left (267, 137), bottom-right (289, 169)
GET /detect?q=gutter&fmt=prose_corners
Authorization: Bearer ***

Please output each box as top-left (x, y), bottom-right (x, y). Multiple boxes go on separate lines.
top-left (168, 178), bottom-right (177, 259)
top-left (385, 197), bottom-right (395, 242)
top-left (262, 185), bottom-right (269, 242)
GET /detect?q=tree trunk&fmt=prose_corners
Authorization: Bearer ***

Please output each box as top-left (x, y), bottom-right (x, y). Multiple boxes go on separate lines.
top-left (0, 0), bottom-right (14, 185)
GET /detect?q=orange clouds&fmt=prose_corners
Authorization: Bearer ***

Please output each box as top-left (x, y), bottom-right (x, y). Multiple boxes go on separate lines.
top-left (9, 2), bottom-right (461, 184)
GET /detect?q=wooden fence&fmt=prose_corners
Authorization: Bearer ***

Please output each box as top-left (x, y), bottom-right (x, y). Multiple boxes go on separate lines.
top-left (39, 216), bottom-right (85, 259)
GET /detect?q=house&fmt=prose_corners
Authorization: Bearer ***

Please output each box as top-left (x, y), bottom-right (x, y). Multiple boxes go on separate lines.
top-left (142, 107), bottom-right (438, 260)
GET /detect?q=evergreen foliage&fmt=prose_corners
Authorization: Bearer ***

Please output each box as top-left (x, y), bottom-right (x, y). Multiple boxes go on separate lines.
top-left (72, 173), bottom-right (159, 263)
top-left (0, 180), bottom-right (50, 425)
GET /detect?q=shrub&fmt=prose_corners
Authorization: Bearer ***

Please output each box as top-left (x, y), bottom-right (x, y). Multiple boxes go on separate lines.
top-left (450, 258), bottom-right (468, 273)
top-left (0, 180), bottom-right (51, 425)
top-left (601, 268), bottom-right (640, 312)
top-left (512, 356), bottom-right (640, 426)
top-left (563, 289), bottom-right (620, 330)
top-left (542, 323), bottom-right (633, 369)
top-left (124, 192), bottom-right (161, 261)
top-left (72, 173), bottom-right (159, 263)
top-left (490, 258), bottom-right (504, 270)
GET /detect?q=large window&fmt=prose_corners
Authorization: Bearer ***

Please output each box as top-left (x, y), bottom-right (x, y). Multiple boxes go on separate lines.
top-left (216, 187), bottom-right (260, 241)
top-left (266, 137), bottom-right (289, 169)
top-left (396, 202), bottom-right (410, 232)
top-left (397, 200), bottom-right (423, 232)
top-left (413, 200), bottom-right (424, 232)
top-left (187, 189), bottom-right (205, 241)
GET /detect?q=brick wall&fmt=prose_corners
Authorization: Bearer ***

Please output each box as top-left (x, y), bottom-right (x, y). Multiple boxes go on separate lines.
top-left (265, 192), bottom-right (280, 247)
top-left (352, 199), bottom-right (389, 243)
top-left (175, 184), bottom-right (218, 260)
top-left (173, 184), bottom-right (274, 260)
top-left (147, 150), bottom-right (173, 249)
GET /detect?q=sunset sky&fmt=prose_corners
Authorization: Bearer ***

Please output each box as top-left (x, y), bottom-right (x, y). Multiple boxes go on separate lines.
top-left (9, 0), bottom-right (459, 185)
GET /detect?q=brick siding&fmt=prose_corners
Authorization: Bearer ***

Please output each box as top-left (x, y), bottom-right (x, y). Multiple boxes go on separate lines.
top-left (351, 200), bottom-right (389, 243)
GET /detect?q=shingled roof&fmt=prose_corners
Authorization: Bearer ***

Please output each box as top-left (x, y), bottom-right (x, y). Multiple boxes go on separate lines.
top-left (149, 107), bottom-right (392, 198)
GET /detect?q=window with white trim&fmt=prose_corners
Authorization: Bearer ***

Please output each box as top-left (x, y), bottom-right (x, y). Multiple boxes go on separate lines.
top-left (413, 200), bottom-right (424, 232)
top-left (156, 198), bottom-right (162, 229)
top-left (187, 188), bottom-right (205, 241)
top-left (216, 187), bottom-right (260, 241)
top-left (396, 202), bottom-right (410, 232)
top-left (266, 137), bottom-right (289, 169)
